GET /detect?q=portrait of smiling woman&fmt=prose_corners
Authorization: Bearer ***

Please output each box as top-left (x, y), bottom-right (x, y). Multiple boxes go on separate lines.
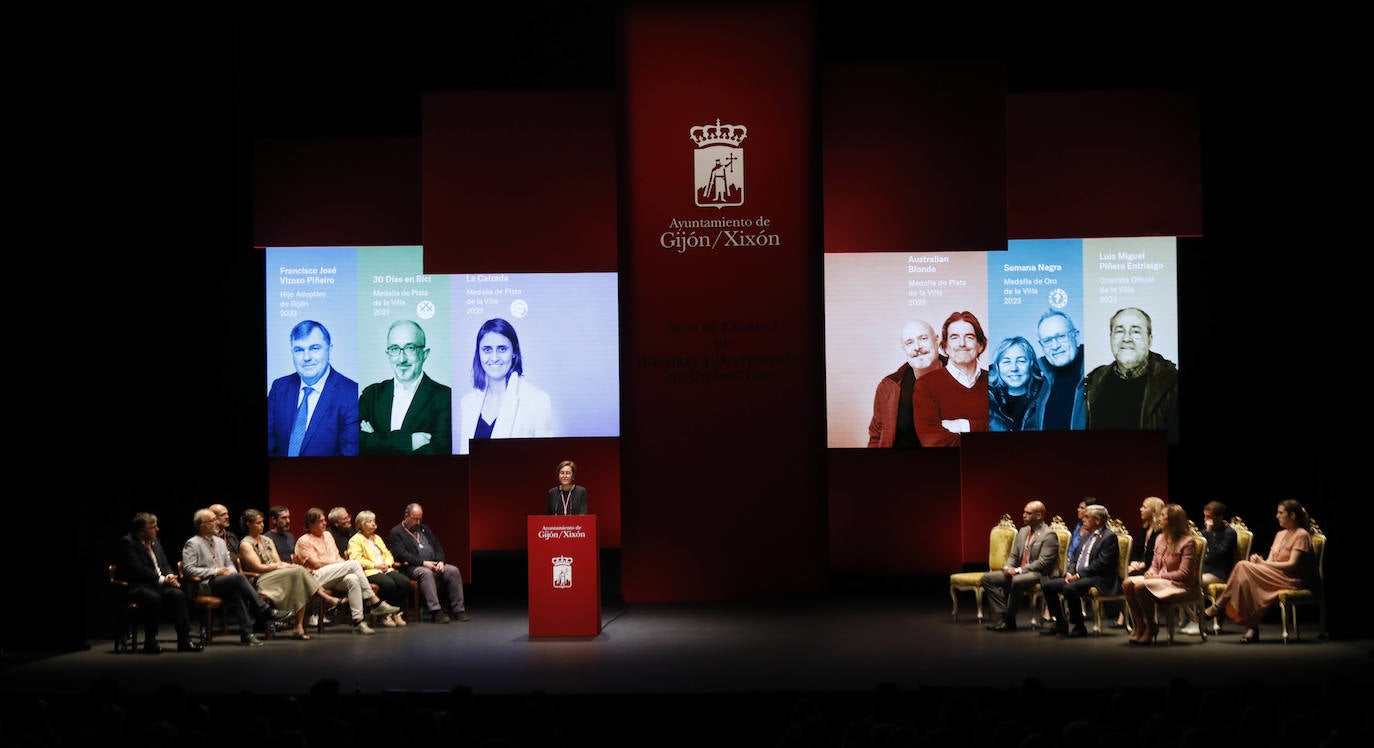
top-left (988, 335), bottom-right (1047, 432)
top-left (457, 317), bottom-right (554, 455)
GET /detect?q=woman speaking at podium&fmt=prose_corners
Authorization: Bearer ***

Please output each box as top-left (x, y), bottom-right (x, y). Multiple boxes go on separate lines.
top-left (546, 460), bottom-right (588, 516)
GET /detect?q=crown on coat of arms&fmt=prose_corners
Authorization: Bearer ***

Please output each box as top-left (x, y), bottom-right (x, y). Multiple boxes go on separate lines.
top-left (689, 118), bottom-right (748, 148)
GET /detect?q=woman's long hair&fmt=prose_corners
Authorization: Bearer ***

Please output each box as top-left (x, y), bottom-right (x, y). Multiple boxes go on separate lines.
top-left (1161, 503), bottom-right (1190, 549)
top-left (1142, 496), bottom-right (1166, 530)
top-left (471, 318), bottom-right (524, 390)
top-left (1278, 499), bottom-right (1311, 531)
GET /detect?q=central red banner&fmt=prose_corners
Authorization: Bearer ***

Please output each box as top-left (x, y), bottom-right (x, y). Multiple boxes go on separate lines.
top-left (620, 3), bottom-right (825, 601)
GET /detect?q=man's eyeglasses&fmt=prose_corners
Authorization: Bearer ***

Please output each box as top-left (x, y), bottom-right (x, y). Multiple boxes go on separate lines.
top-left (386, 343), bottom-right (426, 358)
top-left (1038, 332), bottom-right (1075, 347)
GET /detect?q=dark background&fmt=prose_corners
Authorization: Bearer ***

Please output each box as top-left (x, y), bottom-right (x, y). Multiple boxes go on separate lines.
top-left (32, 1), bottom-right (1353, 653)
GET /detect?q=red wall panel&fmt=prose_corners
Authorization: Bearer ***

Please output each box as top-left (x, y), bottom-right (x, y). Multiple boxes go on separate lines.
top-left (468, 437), bottom-right (621, 550)
top-left (421, 90), bottom-right (618, 274)
top-left (823, 61), bottom-right (1008, 253)
top-left (267, 455), bottom-right (470, 581)
top-left (620, 2), bottom-right (826, 601)
top-left (1007, 90), bottom-right (1202, 240)
top-left (958, 430), bottom-right (1168, 566)
top-left (828, 448), bottom-right (962, 575)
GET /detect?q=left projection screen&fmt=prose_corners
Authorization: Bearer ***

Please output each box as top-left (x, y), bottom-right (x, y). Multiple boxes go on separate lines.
top-left (266, 245), bottom-right (620, 456)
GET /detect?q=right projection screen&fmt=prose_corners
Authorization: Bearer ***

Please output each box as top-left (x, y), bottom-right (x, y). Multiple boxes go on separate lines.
top-left (824, 237), bottom-right (1179, 447)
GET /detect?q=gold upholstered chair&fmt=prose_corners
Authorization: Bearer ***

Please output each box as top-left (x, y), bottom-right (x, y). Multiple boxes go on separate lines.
top-left (1157, 521), bottom-right (1208, 644)
top-left (1029, 516), bottom-right (1070, 629)
top-left (1277, 519), bottom-right (1327, 644)
top-left (1088, 518), bottom-right (1133, 635)
top-left (949, 514), bottom-right (1017, 623)
top-left (1205, 515), bottom-right (1251, 635)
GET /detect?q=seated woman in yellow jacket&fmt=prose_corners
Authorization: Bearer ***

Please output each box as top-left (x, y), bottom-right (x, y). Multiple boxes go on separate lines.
top-left (347, 510), bottom-right (411, 626)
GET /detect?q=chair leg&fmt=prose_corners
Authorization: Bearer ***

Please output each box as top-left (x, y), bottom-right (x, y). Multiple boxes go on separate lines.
top-left (974, 589), bottom-right (984, 623)
top-left (1282, 602), bottom-right (1299, 644)
top-left (411, 581), bottom-right (422, 625)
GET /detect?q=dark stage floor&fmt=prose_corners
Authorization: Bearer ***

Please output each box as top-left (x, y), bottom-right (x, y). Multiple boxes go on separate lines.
top-left (5, 595), bottom-right (1369, 699)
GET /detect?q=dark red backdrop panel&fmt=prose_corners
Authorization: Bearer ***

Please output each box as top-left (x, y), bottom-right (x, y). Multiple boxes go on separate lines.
top-left (1006, 90), bottom-right (1202, 240)
top-left (828, 448), bottom-right (962, 575)
top-left (823, 61), bottom-right (1008, 253)
top-left (957, 430), bottom-right (1168, 566)
top-left (468, 437), bottom-right (621, 551)
top-left (267, 455), bottom-right (471, 582)
top-left (253, 137), bottom-right (421, 247)
top-left (421, 90), bottom-right (618, 274)
top-left (620, 2), bottom-right (826, 601)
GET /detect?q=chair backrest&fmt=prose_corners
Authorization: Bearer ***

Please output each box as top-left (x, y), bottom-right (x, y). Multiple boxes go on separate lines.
top-left (1231, 516), bottom-right (1253, 563)
top-left (1187, 522), bottom-right (1207, 594)
top-left (986, 514), bottom-right (1017, 571)
top-left (1309, 519), bottom-right (1326, 588)
top-left (1048, 516), bottom-right (1070, 577)
top-left (1107, 518), bottom-right (1133, 581)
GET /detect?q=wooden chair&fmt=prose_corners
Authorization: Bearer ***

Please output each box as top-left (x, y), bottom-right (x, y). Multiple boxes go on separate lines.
top-left (108, 565), bottom-right (140, 653)
top-left (1205, 516), bottom-right (1252, 635)
top-left (1029, 516), bottom-right (1071, 629)
top-left (236, 557), bottom-right (279, 640)
top-left (179, 561), bottom-right (227, 646)
top-left (949, 514), bottom-right (1017, 623)
top-left (1157, 522), bottom-right (1208, 644)
top-left (1277, 519), bottom-right (1327, 644)
top-left (1088, 518), bottom-right (1133, 634)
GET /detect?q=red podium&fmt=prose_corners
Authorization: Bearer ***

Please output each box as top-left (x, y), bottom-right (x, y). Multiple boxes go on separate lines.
top-left (527, 515), bottom-right (602, 637)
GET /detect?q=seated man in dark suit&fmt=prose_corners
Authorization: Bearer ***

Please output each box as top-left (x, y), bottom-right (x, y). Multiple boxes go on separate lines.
top-left (389, 502), bottom-right (468, 622)
top-left (1039, 504), bottom-right (1120, 637)
top-left (267, 319), bottom-right (360, 456)
top-left (358, 319), bottom-right (452, 455)
top-left (116, 513), bottom-right (201, 653)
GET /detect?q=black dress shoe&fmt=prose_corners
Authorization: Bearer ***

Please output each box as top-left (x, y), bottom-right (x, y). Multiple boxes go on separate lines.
top-left (1040, 625), bottom-right (1067, 636)
top-left (141, 643), bottom-right (164, 655)
top-left (177, 641), bottom-right (204, 653)
top-left (1066, 625), bottom-right (1088, 638)
top-left (987, 620), bottom-right (1017, 632)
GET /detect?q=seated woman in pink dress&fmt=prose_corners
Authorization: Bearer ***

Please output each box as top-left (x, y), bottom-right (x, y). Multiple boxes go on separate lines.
top-left (1204, 499), bottom-right (1316, 643)
top-left (1121, 503), bottom-right (1198, 645)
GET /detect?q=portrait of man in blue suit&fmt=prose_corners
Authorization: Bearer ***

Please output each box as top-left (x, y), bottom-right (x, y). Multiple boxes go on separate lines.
top-left (267, 319), bottom-right (360, 456)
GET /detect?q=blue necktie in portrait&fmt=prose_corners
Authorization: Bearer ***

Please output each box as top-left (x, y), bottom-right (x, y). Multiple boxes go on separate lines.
top-left (287, 386), bottom-right (314, 457)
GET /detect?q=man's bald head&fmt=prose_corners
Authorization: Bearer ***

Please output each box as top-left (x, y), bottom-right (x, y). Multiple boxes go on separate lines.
top-left (899, 319), bottom-right (939, 373)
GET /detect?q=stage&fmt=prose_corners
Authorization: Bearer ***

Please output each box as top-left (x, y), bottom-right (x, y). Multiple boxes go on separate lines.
top-left (5, 594), bottom-right (1368, 698)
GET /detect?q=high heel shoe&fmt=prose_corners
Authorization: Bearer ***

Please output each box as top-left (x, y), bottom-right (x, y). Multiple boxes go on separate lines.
top-left (1239, 626), bottom-right (1259, 643)
top-left (1202, 604), bottom-right (1220, 619)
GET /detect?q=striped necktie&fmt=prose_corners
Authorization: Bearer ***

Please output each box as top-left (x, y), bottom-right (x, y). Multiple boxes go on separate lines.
top-left (287, 386), bottom-right (314, 456)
